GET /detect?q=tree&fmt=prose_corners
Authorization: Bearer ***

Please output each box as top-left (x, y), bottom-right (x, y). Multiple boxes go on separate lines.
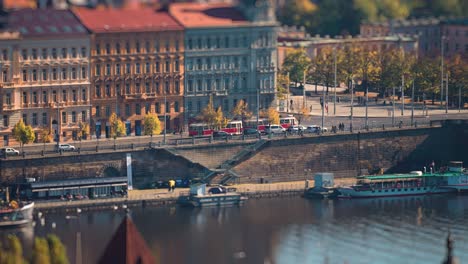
top-left (278, 0), bottom-right (318, 31)
top-left (12, 119), bottom-right (35, 151)
top-left (260, 107), bottom-right (280, 125)
top-left (231, 99), bottom-right (252, 127)
top-left (297, 105), bottom-right (310, 125)
top-left (198, 96), bottom-right (217, 128)
top-left (313, 47), bottom-right (336, 94)
top-left (39, 127), bottom-right (53, 152)
top-left (214, 106), bottom-right (228, 130)
top-left (337, 45), bottom-right (360, 92)
top-left (77, 122), bottom-right (90, 140)
top-left (143, 113), bottom-right (162, 136)
top-left (281, 49), bottom-right (311, 87)
top-left (276, 72), bottom-right (289, 100)
top-left (32, 237), bottom-right (51, 264)
top-left (108, 113), bottom-right (126, 138)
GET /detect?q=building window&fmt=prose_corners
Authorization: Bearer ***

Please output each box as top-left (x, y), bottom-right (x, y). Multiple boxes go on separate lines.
top-left (95, 64), bottom-right (100, 76)
top-left (96, 106), bottom-right (101, 117)
top-left (106, 64), bottom-right (110, 75)
top-left (135, 83), bottom-right (141, 94)
top-left (197, 38), bottom-right (202, 49)
top-left (105, 43), bottom-right (110, 54)
top-left (105, 106), bottom-right (110, 117)
top-left (42, 113), bottom-right (47, 125)
top-left (206, 79), bottom-right (211, 91)
top-left (32, 69), bottom-right (37, 81)
top-left (175, 81), bottom-right (180, 93)
top-left (22, 92), bottom-right (27, 104)
top-left (95, 44), bottom-right (100, 55)
top-left (125, 83), bottom-right (130, 94)
top-left (5, 93), bottom-right (11, 105)
top-left (2, 70), bottom-right (7, 82)
top-left (197, 80), bottom-right (202, 91)
top-left (175, 40), bottom-right (179, 51)
top-left (21, 49), bottom-right (27, 60)
top-left (165, 61), bottom-right (169, 72)
top-left (116, 64), bottom-right (121, 75)
top-left (81, 67), bottom-right (86, 79)
top-left (96, 85), bottom-right (101, 97)
top-left (61, 48), bottom-right (67, 58)
top-left (81, 111), bottom-right (86, 122)
top-left (225, 36), bottom-right (229, 48)
top-left (155, 62), bottom-right (160, 72)
top-left (135, 103), bottom-right (141, 115)
top-left (187, 101), bottom-right (192, 112)
top-left (42, 91), bottom-right (47, 103)
top-left (32, 92), bottom-right (37, 103)
top-left (155, 82), bottom-right (160, 93)
top-left (71, 111), bottom-right (76, 123)
top-left (71, 68), bottom-right (76, 79)
top-left (145, 62), bottom-right (150, 73)
top-left (42, 48), bottom-right (47, 59)
top-left (52, 48), bottom-right (57, 59)
top-left (165, 81), bottom-right (169, 94)
top-left (62, 68), bottom-right (67, 79)
top-left (207, 58), bottom-right (211, 69)
top-left (165, 40), bottom-right (170, 52)
top-left (22, 114), bottom-right (27, 125)
top-left (155, 102), bottom-right (160, 113)
top-left (106, 84), bottom-right (110, 96)
top-left (125, 104), bottom-right (130, 116)
top-left (126, 63), bottom-right (131, 74)
top-left (62, 90), bottom-right (67, 101)
top-left (145, 82), bottom-right (150, 94)
top-left (136, 42), bottom-right (140, 53)
top-left (72, 90), bottom-right (77, 101)
top-left (32, 49), bottom-right (37, 59)
top-left (165, 102), bottom-right (170, 113)
top-left (125, 42), bottom-right (130, 54)
top-left (52, 91), bottom-right (57, 102)
top-left (188, 80), bottom-right (193, 92)
top-left (188, 38), bottom-right (193, 50)
top-left (136, 63), bottom-right (141, 74)
top-left (175, 60), bottom-right (179, 72)
top-left (71, 47), bottom-right (77, 58)
top-left (82, 89), bottom-right (87, 101)
top-left (197, 59), bottom-right (202, 70)
top-left (81, 47), bottom-right (86, 57)
top-left (155, 41), bottom-right (160, 52)
top-left (22, 70), bottom-right (27, 82)
top-left (61, 111), bottom-right (66, 123)
top-left (145, 103), bottom-right (150, 114)
top-left (32, 113), bottom-right (37, 126)
top-left (116, 84), bottom-right (121, 96)
top-left (52, 68), bottom-right (57, 80)
top-left (216, 37), bottom-right (220, 48)
top-left (174, 101), bottom-right (179, 112)
top-left (207, 38), bottom-right (211, 49)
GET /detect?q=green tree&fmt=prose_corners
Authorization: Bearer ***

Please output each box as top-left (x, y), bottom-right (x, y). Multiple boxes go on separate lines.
top-left (338, 45), bottom-right (360, 92)
top-left (281, 49), bottom-right (311, 87)
top-left (143, 113), bottom-right (162, 136)
top-left (12, 119), bottom-right (35, 151)
top-left (32, 237), bottom-right (51, 264)
top-left (231, 99), bottom-right (253, 127)
top-left (278, 0), bottom-right (318, 31)
top-left (47, 234), bottom-right (69, 264)
top-left (412, 56), bottom-right (440, 97)
top-left (39, 127), bottom-right (53, 152)
top-left (260, 107), bottom-right (280, 125)
top-left (313, 47), bottom-right (336, 93)
top-left (276, 72), bottom-right (290, 100)
top-left (108, 113), bottom-right (126, 138)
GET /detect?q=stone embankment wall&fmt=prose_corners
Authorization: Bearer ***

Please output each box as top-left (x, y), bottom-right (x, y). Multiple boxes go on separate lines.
top-left (0, 121), bottom-right (466, 188)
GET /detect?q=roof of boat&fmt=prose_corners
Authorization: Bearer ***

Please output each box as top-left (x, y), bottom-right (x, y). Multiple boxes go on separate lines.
top-left (360, 172), bottom-right (465, 181)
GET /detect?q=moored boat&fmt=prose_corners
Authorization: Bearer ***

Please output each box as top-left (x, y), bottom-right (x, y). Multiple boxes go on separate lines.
top-left (0, 201), bottom-right (35, 228)
top-left (338, 161), bottom-right (468, 198)
top-left (304, 173), bottom-right (340, 199)
top-left (178, 184), bottom-right (247, 207)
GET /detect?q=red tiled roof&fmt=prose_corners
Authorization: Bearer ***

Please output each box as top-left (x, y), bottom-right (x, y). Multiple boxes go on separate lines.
top-left (72, 7), bottom-right (183, 33)
top-left (98, 215), bottom-right (156, 264)
top-left (169, 3), bottom-right (248, 28)
top-left (7, 9), bottom-right (88, 38)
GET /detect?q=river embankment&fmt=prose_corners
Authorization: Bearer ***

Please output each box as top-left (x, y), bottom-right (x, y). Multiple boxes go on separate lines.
top-left (34, 178), bottom-right (356, 213)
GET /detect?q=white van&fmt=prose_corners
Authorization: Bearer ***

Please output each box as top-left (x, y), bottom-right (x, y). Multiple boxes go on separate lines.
top-left (265, 125), bottom-right (286, 134)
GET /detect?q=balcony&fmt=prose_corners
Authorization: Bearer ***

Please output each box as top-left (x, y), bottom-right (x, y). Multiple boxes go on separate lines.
top-left (2, 104), bottom-right (16, 111)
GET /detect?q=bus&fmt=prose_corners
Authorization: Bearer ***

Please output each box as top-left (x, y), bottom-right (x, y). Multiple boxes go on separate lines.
top-left (280, 115), bottom-right (298, 129)
top-left (244, 118), bottom-right (269, 133)
top-left (188, 120), bottom-right (243, 136)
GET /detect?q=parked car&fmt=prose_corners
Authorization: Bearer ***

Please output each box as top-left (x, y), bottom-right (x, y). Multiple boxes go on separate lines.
top-left (265, 125), bottom-right (286, 134)
top-left (1, 147), bottom-right (20, 156)
top-left (287, 125), bottom-right (306, 133)
top-left (305, 125), bottom-right (328, 133)
top-left (55, 144), bottom-right (76, 152)
top-left (243, 128), bottom-right (261, 135)
top-left (213, 131), bottom-right (232, 139)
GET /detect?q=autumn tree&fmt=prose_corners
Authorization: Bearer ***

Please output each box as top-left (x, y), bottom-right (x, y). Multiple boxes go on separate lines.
top-left (276, 72), bottom-right (290, 100)
top-left (214, 106), bottom-right (228, 130)
top-left (40, 127), bottom-right (53, 152)
top-left (197, 96), bottom-right (217, 129)
top-left (313, 47), bottom-right (336, 94)
top-left (282, 49), bottom-right (311, 87)
top-left (337, 45), bottom-right (360, 92)
top-left (108, 113), bottom-right (126, 138)
top-left (278, 0), bottom-right (318, 31)
top-left (143, 113), bottom-right (162, 136)
top-left (231, 99), bottom-right (252, 127)
top-left (12, 119), bottom-right (35, 151)
top-left (77, 122), bottom-right (90, 140)
top-left (260, 107), bottom-right (280, 125)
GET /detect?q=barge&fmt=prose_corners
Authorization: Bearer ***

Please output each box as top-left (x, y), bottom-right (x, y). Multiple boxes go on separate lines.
top-left (178, 184), bottom-right (247, 207)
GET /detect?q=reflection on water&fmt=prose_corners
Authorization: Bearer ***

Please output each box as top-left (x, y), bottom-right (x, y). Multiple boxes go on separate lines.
top-left (24, 195), bottom-right (468, 263)
top-left (0, 224), bottom-right (35, 259)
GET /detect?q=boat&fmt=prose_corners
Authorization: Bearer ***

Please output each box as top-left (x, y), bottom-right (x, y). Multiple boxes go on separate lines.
top-left (178, 184), bottom-right (247, 207)
top-left (304, 173), bottom-right (340, 199)
top-left (0, 201), bottom-right (35, 228)
top-left (337, 161), bottom-right (468, 198)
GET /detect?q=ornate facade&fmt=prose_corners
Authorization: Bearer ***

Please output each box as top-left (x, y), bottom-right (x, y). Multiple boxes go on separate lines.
top-left (169, 2), bottom-right (278, 124)
top-left (0, 9), bottom-right (91, 146)
top-left (73, 8), bottom-right (184, 137)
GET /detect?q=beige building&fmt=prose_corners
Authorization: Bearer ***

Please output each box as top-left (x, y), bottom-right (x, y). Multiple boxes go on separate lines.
top-left (0, 9), bottom-right (90, 146)
top-left (73, 8), bottom-right (185, 137)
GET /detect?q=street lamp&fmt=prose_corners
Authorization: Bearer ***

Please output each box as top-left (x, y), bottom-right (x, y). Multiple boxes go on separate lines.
top-left (392, 86), bottom-right (395, 126)
top-left (441, 35), bottom-right (446, 108)
top-left (286, 72), bottom-right (290, 113)
top-left (302, 69), bottom-right (306, 108)
top-left (333, 46), bottom-right (337, 115)
top-left (446, 71), bottom-right (449, 114)
top-left (321, 84), bottom-right (325, 133)
top-left (401, 74), bottom-right (405, 116)
top-left (365, 85), bottom-right (368, 129)
top-left (56, 102), bottom-right (60, 150)
top-left (350, 79), bottom-right (354, 132)
top-left (411, 80), bottom-right (415, 126)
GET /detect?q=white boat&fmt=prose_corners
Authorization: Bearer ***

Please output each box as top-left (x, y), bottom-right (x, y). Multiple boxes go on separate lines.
top-left (178, 184), bottom-right (247, 207)
top-left (0, 201), bottom-right (35, 228)
top-left (338, 162), bottom-right (468, 198)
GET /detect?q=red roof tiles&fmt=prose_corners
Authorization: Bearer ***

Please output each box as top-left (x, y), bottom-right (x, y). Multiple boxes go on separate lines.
top-left (72, 7), bottom-right (183, 33)
top-left (7, 9), bottom-right (88, 38)
top-left (169, 3), bottom-right (248, 28)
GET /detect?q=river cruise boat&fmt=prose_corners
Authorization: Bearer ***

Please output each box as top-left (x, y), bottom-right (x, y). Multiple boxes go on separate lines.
top-left (0, 201), bottom-right (34, 228)
top-left (178, 184), bottom-right (247, 207)
top-left (338, 161), bottom-right (468, 198)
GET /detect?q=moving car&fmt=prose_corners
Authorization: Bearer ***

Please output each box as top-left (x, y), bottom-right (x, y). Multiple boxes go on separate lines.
top-left (305, 125), bottom-right (328, 133)
top-left (265, 125), bottom-right (286, 134)
top-left (287, 125), bottom-right (306, 133)
top-left (55, 144), bottom-right (76, 152)
top-left (1, 147), bottom-right (20, 156)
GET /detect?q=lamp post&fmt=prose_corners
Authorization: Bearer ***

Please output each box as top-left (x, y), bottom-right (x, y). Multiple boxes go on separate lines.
top-left (321, 84), bottom-right (324, 133)
top-left (459, 87), bottom-right (462, 113)
top-left (350, 79), bottom-right (354, 132)
top-left (163, 93), bottom-right (167, 145)
top-left (286, 72), bottom-right (290, 113)
top-left (302, 69), bottom-right (306, 108)
top-left (392, 86), bottom-right (395, 126)
top-left (411, 80), bottom-right (415, 126)
top-left (333, 46), bottom-right (337, 115)
top-left (441, 35), bottom-right (445, 108)
top-left (56, 103), bottom-right (60, 149)
top-left (365, 85), bottom-right (368, 129)
top-left (256, 85), bottom-right (260, 131)
top-left (446, 71), bottom-right (449, 114)
top-left (401, 74), bottom-right (405, 116)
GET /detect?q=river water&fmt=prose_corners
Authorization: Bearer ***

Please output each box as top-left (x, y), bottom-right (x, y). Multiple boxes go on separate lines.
top-left (8, 194), bottom-right (468, 264)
